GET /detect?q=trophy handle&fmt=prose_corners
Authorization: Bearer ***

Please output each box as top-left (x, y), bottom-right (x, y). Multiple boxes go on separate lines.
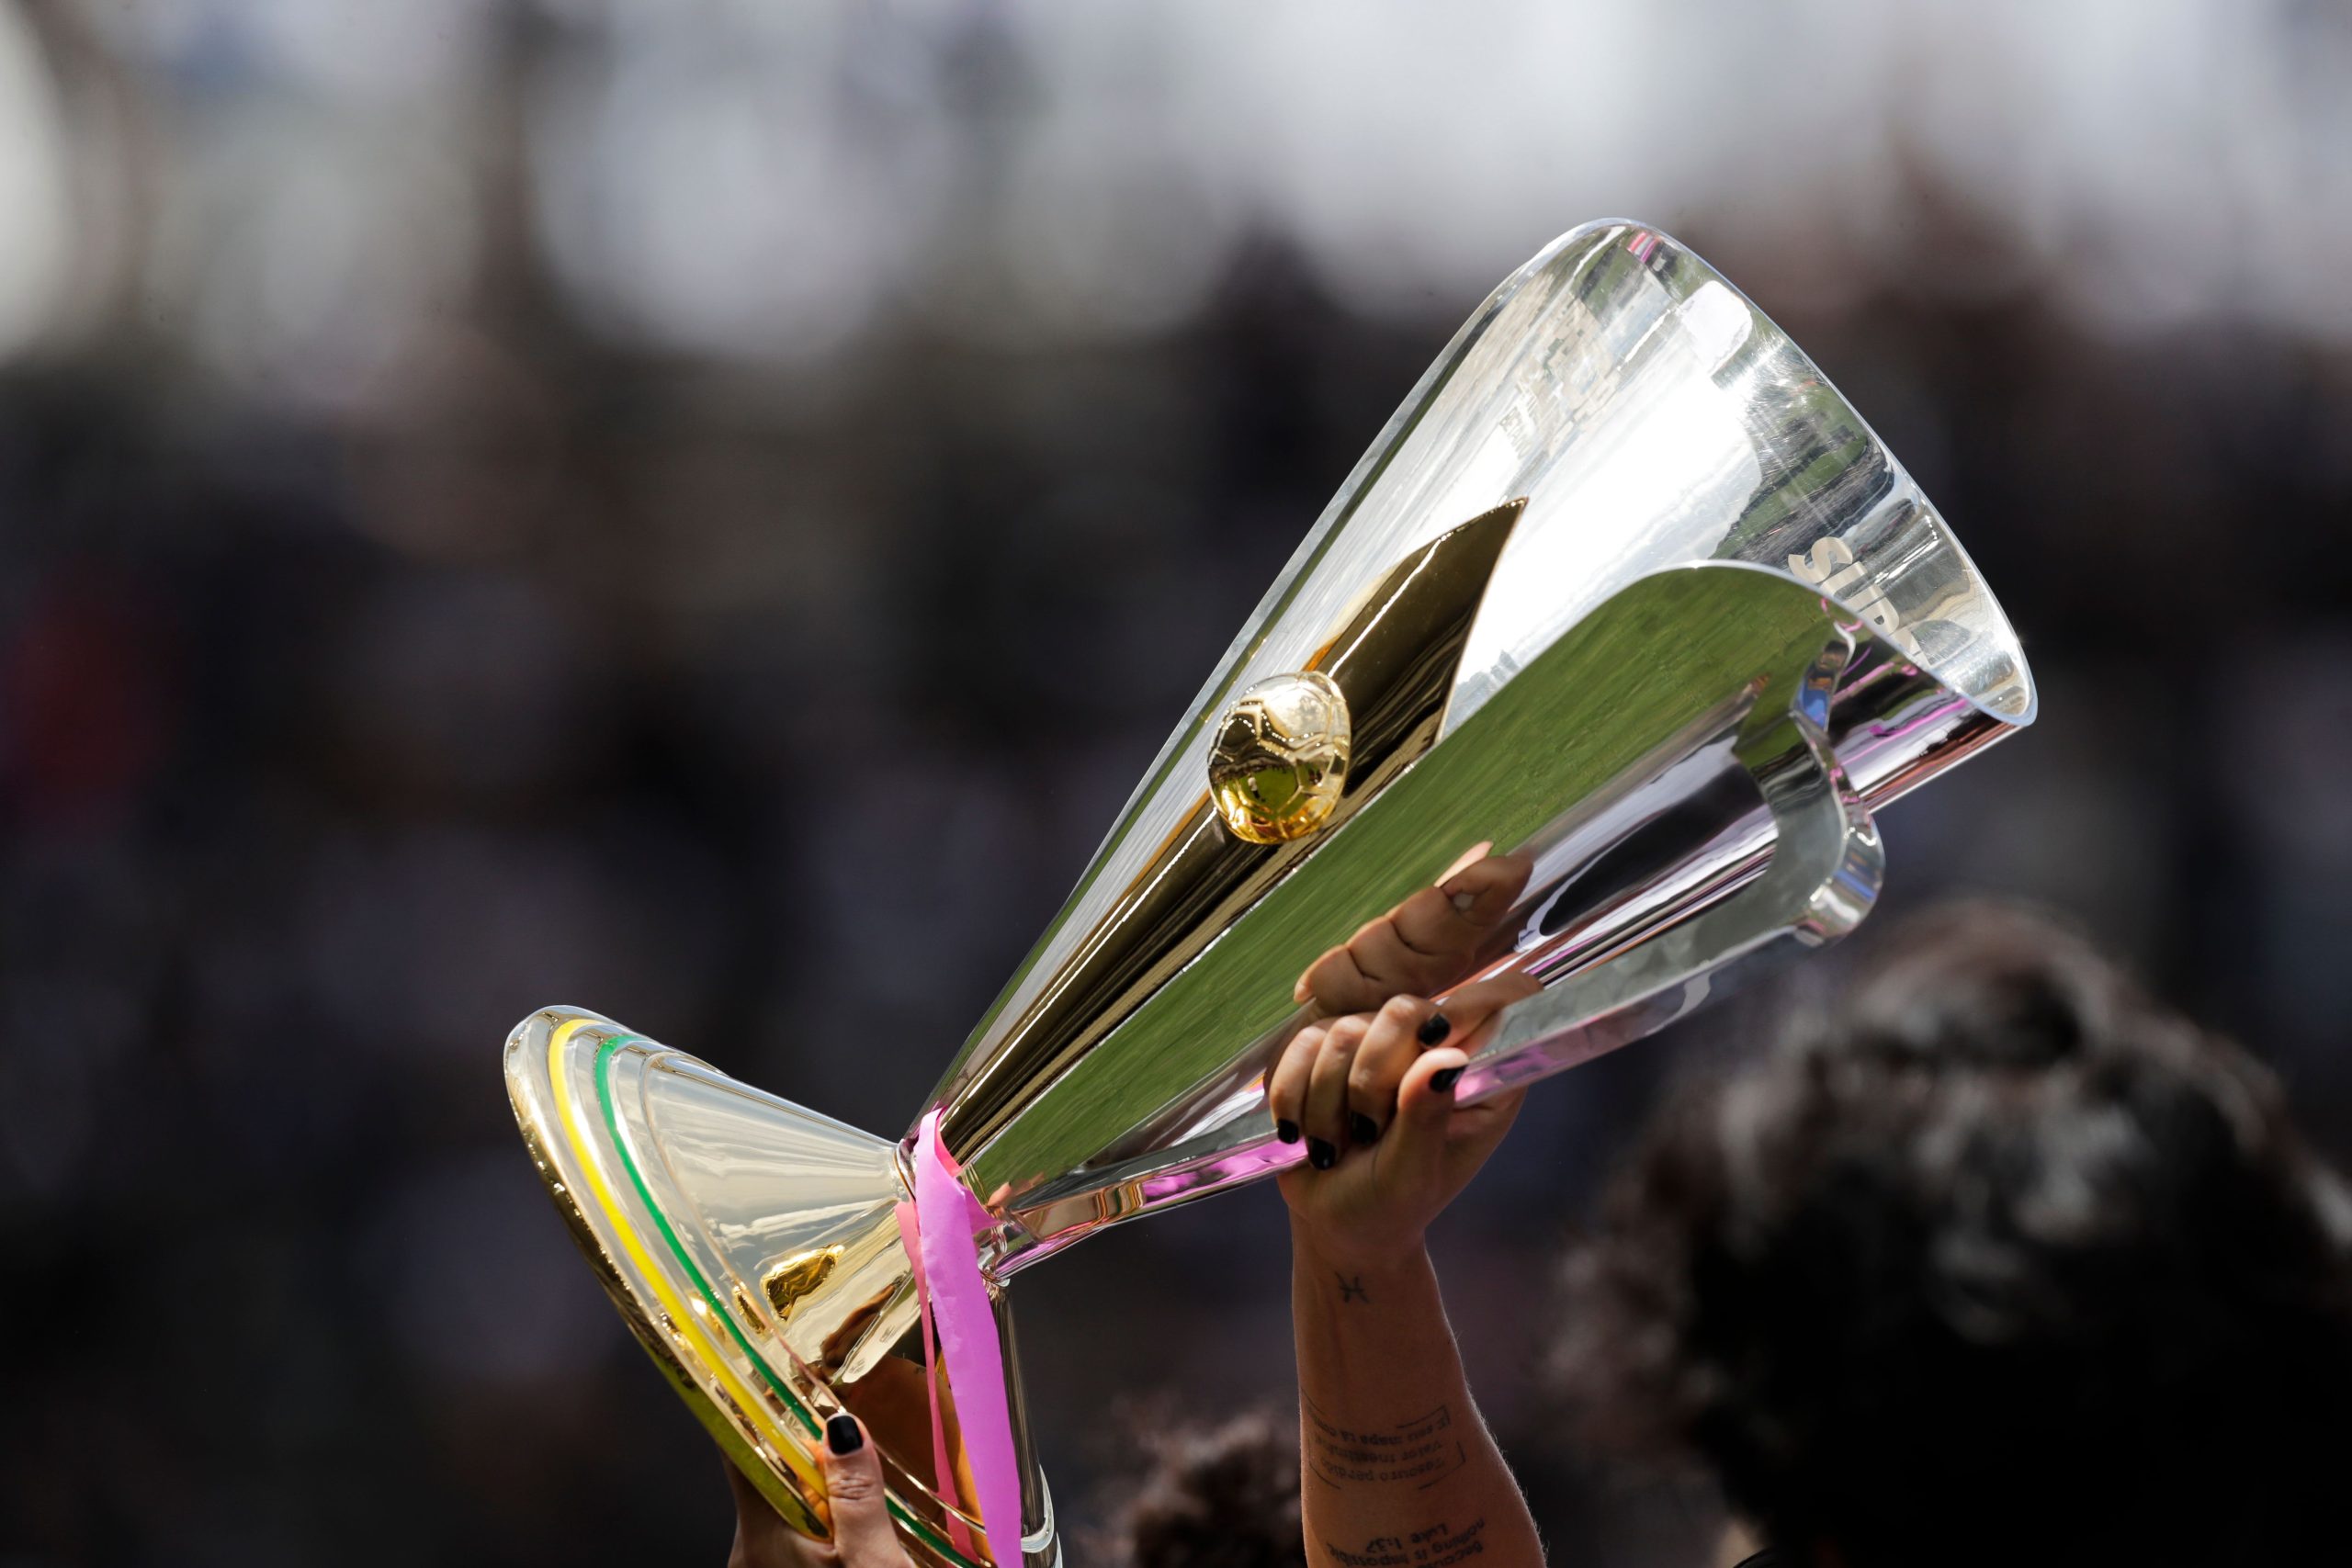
top-left (1453, 628), bottom-right (1884, 1098)
top-left (993, 621), bottom-right (1886, 1258)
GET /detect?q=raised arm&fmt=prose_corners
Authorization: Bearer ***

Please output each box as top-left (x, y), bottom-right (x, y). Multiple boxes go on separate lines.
top-left (1270, 981), bottom-right (1547, 1568)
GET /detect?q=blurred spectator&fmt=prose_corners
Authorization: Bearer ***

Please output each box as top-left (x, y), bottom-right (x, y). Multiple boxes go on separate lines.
top-left (1555, 904), bottom-right (2352, 1566)
top-left (1090, 1407), bottom-right (1307, 1568)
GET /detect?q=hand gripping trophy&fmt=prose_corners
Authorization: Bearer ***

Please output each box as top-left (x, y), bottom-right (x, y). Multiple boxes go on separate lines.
top-left (503, 221), bottom-right (2036, 1567)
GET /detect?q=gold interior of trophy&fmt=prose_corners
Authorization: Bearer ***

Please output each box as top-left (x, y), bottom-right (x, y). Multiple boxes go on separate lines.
top-left (937, 496), bottom-right (1527, 1156)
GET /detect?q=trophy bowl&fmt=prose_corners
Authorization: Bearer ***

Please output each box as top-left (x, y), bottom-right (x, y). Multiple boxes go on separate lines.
top-left (503, 219), bottom-right (2035, 1567)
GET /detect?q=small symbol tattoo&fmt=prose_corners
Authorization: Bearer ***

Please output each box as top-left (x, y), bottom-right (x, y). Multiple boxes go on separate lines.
top-left (1337, 1273), bottom-right (1368, 1304)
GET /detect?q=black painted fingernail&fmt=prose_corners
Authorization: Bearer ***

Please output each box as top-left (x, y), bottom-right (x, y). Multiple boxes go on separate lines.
top-left (1430, 1066), bottom-right (1464, 1093)
top-left (1276, 1118), bottom-right (1300, 1144)
top-left (826, 1414), bottom-right (863, 1455)
top-left (1350, 1112), bottom-right (1381, 1145)
top-left (1418, 1013), bottom-right (1452, 1045)
top-left (1307, 1138), bottom-right (1337, 1170)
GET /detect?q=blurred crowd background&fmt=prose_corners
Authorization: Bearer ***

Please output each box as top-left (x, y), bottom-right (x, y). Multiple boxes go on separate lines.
top-left (2, 2), bottom-right (2347, 1564)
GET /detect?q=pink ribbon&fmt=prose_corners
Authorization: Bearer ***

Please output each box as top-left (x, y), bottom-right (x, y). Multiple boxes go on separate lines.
top-left (895, 1111), bottom-right (1023, 1567)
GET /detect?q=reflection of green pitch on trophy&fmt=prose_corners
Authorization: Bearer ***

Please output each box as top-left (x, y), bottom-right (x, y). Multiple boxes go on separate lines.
top-left (503, 220), bottom-right (2038, 1567)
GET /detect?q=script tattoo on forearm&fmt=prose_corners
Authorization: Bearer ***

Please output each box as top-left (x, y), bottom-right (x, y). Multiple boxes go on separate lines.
top-left (1304, 1397), bottom-right (1468, 1490)
top-left (1321, 1517), bottom-right (1488, 1568)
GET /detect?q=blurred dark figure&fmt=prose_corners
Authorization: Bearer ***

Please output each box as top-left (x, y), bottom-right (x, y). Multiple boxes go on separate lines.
top-left (1555, 904), bottom-right (2352, 1567)
top-left (1091, 1409), bottom-right (1306, 1568)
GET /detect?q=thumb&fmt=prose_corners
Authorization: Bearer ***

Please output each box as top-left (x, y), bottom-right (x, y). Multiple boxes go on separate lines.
top-left (818, 1416), bottom-right (912, 1568)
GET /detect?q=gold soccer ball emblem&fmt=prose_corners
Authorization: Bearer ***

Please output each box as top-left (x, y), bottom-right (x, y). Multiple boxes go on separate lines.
top-left (1208, 671), bottom-right (1352, 844)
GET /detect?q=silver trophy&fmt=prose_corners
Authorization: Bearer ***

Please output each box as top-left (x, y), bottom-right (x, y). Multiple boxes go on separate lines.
top-left (503, 220), bottom-right (2035, 1566)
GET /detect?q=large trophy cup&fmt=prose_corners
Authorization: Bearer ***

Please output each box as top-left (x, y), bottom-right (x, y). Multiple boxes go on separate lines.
top-left (504, 221), bottom-right (2035, 1567)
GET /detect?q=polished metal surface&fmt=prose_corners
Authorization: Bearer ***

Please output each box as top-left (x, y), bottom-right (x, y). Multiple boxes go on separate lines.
top-left (504, 219), bottom-right (2036, 1566)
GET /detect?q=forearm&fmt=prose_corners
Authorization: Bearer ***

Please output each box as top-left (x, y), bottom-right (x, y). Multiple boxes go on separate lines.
top-left (1291, 1220), bottom-right (1544, 1568)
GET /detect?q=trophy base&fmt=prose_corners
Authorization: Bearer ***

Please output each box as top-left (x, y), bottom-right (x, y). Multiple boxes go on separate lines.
top-left (503, 1008), bottom-right (1055, 1568)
